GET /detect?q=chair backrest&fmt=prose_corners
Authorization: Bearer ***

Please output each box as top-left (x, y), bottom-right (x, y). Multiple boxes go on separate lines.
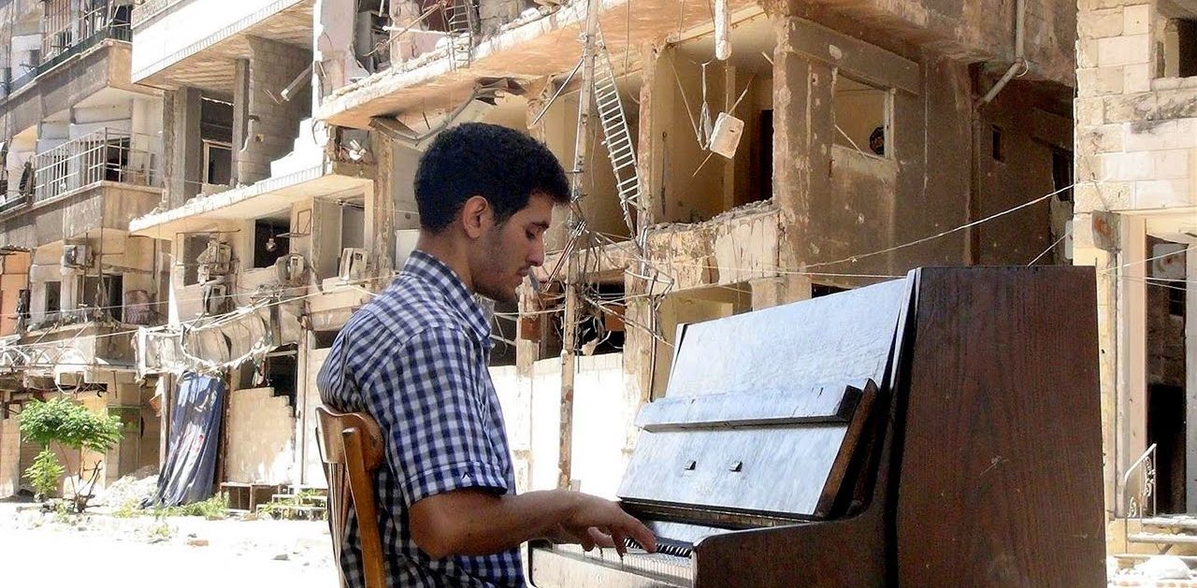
top-left (316, 405), bottom-right (386, 588)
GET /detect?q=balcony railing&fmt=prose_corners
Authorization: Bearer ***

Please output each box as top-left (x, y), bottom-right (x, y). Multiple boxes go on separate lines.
top-left (41, 1), bottom-right (132, 71)
top-left (33, 129), bottom-right (162, 203)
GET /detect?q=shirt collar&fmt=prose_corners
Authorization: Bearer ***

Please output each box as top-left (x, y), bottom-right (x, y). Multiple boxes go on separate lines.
top-left (402, 250), bottom-right (493, 347)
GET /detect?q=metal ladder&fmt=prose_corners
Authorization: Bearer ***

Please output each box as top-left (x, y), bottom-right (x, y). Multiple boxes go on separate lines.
top-left (444, 0), bottom-right (477, 71)
top-left (591, 27), bottom-right (644, 235)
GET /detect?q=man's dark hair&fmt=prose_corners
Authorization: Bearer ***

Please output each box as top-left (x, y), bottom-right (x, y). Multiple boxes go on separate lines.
top-left (414, 122), bottom-right (571, 232)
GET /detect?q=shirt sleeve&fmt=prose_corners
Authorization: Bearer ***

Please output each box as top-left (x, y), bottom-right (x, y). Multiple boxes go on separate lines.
top-left (358, 325), bottom-right (510, 507)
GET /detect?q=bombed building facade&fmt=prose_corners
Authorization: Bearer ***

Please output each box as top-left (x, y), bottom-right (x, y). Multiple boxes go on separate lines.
top-left (0, 0), bottom-right (1105, 539)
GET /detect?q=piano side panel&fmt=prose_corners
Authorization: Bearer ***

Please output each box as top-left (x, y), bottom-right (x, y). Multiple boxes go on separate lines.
top-left (896, 267), bottom-right (1106, 586)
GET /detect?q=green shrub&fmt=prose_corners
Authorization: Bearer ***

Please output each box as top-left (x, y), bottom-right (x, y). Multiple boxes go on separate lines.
top-left (19, 397), bottom-right (124, 513)
top-left (26, 448), bottom-right (65, 501)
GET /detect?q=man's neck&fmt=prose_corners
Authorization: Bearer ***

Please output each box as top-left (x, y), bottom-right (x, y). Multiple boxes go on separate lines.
top-left (415, 232), bottom-right (475, 293)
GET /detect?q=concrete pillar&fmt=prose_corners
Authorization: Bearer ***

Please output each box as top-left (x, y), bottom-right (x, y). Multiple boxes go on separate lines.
top-left (163, 87), bottom-right (202, 207)
top-left (772, 18), bottom-right (834, 272)
top-left (635, 42), bottom-right (663, 228)
top-left (231, 58), bottom-right (251, 187)
top-left (369, 131), bottom-right (395, 277)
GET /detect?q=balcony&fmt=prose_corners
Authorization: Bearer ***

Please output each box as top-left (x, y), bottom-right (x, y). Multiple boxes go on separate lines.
top-left (33, 129), bottom-right (161, 204)
top-left (3, 1), bottom-right (133, 97)
top-left (27, 129), bottom-right (163, 245)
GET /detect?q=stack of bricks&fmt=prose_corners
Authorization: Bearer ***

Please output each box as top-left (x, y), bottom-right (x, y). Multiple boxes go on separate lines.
top-left (225, 387), bottom-right (296, 484)
top-left (238, 36), bottom-right (314, 185)
top-left (1075, 0), bottom-right (1197, 217)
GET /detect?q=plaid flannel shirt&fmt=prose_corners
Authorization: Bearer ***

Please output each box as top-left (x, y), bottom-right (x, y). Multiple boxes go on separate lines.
top-left (317, 250), bottom-right (524, 588)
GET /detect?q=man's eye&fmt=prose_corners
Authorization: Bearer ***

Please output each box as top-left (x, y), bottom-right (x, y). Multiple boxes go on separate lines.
top-left (526, 231), bottom-right (536, 240)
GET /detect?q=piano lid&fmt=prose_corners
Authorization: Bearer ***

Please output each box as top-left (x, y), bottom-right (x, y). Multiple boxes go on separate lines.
top-left (618, 278), bottom-right (910, 521)
top-left (663, 277), bottom-right (909, 399)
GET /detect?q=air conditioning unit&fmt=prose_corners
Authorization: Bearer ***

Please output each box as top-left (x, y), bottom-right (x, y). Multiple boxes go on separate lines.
top-left (274, 254), bottom-right (307, 286)
top-left (62, 244), bottom-right (91, 269)
top-left (201, 282), bottom-right (229, 316)
top-left (338, 248), bottom-right (369, 282)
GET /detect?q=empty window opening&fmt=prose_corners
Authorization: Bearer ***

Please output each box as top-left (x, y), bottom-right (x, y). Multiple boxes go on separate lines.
top-left (200, 98), bottom-right (233, 186)
top-left (314, 330), bottom-right (340, 349)
top-left (753, 109), bottom-right (774, 204)
top-left (833, 76), bottom-right (890, 157)
top-left (1164, 19), bottom-right (1197, 78)
top-left (44, 281), bottom-right (60, 315)
top-left (991, 126), bottom-right (1005, 162)
top-left (253, 218), bottom-right (290, 269)
top-left (81, 274), bottom-right (123, 322)
top-left (182, 234), bottom-right (212, 286)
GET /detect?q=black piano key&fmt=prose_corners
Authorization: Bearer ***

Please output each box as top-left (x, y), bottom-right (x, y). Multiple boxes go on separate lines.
top-left (626, 537), bottom-right (693, 558)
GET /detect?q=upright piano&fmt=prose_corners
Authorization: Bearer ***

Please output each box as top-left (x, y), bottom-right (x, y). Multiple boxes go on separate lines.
top-left (529, 267), bottom-right (1107, 587)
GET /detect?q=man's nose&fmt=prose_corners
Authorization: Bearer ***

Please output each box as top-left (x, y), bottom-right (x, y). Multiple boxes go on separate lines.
top-left (529, 238), bottom-right (545, 267)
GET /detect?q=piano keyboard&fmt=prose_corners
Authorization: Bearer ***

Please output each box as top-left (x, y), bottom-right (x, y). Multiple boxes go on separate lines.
top-left (541, 543), bottom-right (694, 587)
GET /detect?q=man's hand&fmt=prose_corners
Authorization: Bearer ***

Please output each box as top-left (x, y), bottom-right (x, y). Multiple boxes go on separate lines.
top-left (552, 493), bottom-right (656, 556)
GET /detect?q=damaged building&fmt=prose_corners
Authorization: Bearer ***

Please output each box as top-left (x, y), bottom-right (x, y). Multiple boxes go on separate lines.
top-left (317, 0), bottom-right (1077, 498)
top-left (0, 0), bottom-right (166, 497)
top-left (124, 0), bottom-right (380, 503)
top-left (0, 0), bottom-right (1099, 541)
top-left (1072, 0), bottom-right (1197, 566)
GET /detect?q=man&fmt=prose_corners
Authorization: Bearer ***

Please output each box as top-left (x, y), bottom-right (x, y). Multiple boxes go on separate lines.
top-left (317, 122), bottom-right (656, 588)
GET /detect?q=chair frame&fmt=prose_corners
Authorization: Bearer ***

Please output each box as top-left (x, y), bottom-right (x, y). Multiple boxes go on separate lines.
top-left (317, 406), bottom-right (386, 588)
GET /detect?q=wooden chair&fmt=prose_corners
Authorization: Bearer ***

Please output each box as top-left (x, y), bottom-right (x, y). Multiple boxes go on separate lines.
top-left (316, 406), bottom-right (386, 588)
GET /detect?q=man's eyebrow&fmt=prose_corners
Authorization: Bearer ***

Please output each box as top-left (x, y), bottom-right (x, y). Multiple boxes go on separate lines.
top-left (531, 221), bottom-right (550, 229)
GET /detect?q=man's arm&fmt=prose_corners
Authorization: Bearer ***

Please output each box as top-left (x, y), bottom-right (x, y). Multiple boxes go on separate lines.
top-left (409, 488), bottom-right (656, 559)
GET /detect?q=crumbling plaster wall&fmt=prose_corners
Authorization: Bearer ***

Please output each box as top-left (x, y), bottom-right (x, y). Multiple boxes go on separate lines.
top-left (235, 37), bottom-right (313, 186)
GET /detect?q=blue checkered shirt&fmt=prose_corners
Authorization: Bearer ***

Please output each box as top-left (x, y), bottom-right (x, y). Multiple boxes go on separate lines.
top-left (317, 250), bottom-right (524, 588)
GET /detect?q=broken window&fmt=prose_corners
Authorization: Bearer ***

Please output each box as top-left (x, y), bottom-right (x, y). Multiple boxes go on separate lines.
top-left (578, 282), bottom-right (626, 357)
top-left (253, 219), bottom-right (290, 269)
top-left (833, 76), bottom-right (890, 158)
top-left (203, 141), bottom-right (232, 186)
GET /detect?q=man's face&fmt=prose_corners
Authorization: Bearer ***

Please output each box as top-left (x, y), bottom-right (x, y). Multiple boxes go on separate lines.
top-left (472, 192), bottom-right (553, 305)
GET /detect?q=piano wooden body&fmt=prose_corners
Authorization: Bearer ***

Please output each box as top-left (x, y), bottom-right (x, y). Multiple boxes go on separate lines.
top-left (529, 267), bottom-right (1107, 587)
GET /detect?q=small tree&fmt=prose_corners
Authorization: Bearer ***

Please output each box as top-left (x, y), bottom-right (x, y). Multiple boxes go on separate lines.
top-left (19, 397), bottom-right (123, 513)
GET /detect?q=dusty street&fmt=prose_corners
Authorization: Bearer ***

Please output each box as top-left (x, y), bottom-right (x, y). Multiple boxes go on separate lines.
top-left (0, 502), bottom-right (339, 587)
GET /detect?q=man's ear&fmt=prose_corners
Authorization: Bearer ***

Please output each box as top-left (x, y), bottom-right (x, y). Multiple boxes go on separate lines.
top-left (460, 195), bottom-right (491, 239)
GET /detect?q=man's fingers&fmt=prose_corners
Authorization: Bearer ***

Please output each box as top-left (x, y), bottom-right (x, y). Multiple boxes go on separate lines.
top-left (628, 522), bottom-right (657, 553)
top-left (588, 527), bottom-right (616, 549)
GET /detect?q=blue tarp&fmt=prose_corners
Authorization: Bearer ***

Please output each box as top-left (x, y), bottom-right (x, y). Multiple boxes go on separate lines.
top-left (147, 372), bottom-right (225, 507)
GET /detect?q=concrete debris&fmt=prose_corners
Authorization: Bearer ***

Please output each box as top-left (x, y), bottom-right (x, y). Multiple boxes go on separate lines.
top-left (646, 199), bottom-right (776, 233)
top-left (1109, 555), bottom-right (1195, 585)
top-left (186, 537), bottom-right (209, 547)
top-left (93, 466), bottom-right (159, 508)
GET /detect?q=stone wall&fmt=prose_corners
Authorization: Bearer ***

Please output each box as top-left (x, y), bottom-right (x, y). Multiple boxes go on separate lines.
top-left (236, 36), bottom-right (312, 185)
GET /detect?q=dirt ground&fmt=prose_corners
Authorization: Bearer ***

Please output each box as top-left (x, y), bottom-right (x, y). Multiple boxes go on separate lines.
top-left (0, 501), bottom-right (340, 587)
